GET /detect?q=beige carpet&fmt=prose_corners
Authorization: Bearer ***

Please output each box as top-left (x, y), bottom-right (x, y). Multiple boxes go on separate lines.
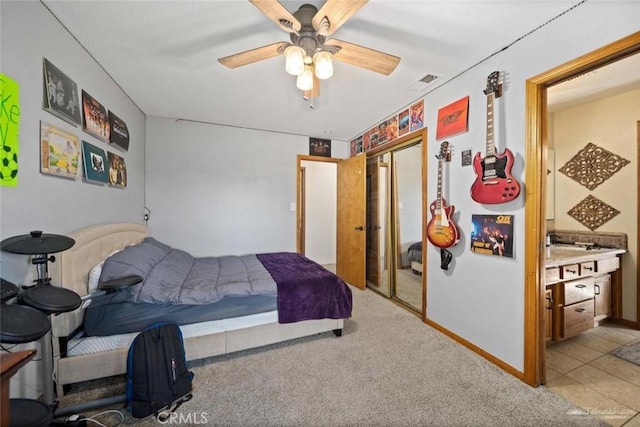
top-left (57, 288), bottom-right (606, 426)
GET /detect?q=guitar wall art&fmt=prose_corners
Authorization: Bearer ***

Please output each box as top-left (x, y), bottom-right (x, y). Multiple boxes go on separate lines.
top-left (470, 71), bottom-right (521, 204)
top-left (427, 141), bottom-right (460, 249)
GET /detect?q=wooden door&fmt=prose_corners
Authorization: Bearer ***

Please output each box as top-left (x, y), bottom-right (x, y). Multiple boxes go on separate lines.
top-left (337, 155), bottom-right (366, 289)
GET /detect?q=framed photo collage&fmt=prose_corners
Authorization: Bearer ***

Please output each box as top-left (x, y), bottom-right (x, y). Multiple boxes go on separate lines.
top-left (41, 58), bottom-right (130, 188)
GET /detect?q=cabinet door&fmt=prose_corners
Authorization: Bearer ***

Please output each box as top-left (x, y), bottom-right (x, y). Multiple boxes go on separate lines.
top-left (594, 274), bottom-right (611, 320)
top-left (544, 288), bottom-right (553, 343)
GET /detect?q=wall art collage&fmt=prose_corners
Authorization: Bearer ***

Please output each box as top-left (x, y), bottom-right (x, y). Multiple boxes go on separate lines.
top-left (350, 71), bottom-right (522, 266)
top-left (41, 58), bottom-right (129, 188)
top-left (349, 99), bottom-right (424, 157)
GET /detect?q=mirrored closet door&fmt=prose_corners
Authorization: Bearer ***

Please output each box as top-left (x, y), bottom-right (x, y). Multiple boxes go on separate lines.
top-left (366, 130), bottom-right (426, 314)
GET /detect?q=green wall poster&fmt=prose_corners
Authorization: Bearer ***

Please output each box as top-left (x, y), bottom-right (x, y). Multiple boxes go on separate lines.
top-left (0, 73), bottom-right (20, 187)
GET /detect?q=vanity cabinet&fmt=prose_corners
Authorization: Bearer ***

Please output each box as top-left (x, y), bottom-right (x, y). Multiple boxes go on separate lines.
top-left (561, 276), bottom-right (594, 339)
top-left (544, 288), bottom-right (553, 343)
top-left (594, 274), bottom-right (611, 322)
top-left (545, 250), bottom-right (623, 343)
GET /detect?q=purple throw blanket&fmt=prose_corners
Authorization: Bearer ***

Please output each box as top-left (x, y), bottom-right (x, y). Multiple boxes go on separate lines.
top-left (257, 253), bottom-right (352, 324)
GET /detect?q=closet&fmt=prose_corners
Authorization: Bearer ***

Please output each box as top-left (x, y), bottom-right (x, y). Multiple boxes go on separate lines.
top-left (295, 129), bottom-right (427, 308)
top-left (365, 130), bottom-right (427, 314)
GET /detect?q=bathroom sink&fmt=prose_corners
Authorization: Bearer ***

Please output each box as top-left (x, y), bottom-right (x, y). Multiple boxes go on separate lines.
top-left (545, 244), bottom-right (625, 266)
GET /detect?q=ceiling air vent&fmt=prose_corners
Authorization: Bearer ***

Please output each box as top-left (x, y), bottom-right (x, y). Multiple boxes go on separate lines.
top-left (406, 73), bottom-right (441, 91)
top-left (420, 74), bottom-right (438, 84)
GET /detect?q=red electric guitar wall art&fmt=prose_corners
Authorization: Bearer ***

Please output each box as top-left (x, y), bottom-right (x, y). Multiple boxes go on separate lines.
top-left (470, 71), bottom-right (521, 204)
top-left (427, 141), bottom-right (460, 249)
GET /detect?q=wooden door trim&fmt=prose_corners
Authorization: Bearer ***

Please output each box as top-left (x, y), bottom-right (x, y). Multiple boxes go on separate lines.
top-left (524, 32), bottom-right (640, 386)
top-left (299, 166), bottom-right (306, 255)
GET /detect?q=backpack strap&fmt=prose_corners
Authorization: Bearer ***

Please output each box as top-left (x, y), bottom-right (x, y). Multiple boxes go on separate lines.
top-left (156, 393), bottom-right (193, 422)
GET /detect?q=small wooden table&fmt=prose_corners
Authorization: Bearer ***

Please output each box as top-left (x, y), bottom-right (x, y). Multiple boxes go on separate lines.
top-left (1, 350), bottom-right (37, 426)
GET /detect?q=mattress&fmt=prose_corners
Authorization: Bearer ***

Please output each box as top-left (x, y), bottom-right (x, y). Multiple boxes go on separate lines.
top-left (67, 310), bottom-right (278, 356)
top-left (84, 294), bottom-right (277, 336)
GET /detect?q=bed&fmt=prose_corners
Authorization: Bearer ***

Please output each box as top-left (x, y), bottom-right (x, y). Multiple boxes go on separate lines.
top-left (49, 223), bottom-right (352, 397)
top-left (407, 241), bottom-right (423, 275)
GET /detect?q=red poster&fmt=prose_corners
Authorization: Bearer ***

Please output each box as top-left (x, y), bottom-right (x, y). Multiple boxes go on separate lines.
top-left (436, 96), bottom-right (469, 140)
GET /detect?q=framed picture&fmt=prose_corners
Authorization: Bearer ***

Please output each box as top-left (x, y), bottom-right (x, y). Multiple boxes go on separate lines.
top-left (362, 131), bottom-right (371, 152)
top-left (107, 151), bottom-right (127, 188)
top-left (82, 90), bottom-right (110, 142)
top-left (108, 110), bottom-right (130, 151)
top-left (398, 108), bottom-right (410, 136)
top-left (376, 121), bottom-right (388, 146)
top-left (470, 214), bottom-right (514, 258)
top-left (386, 115), bottom-right (398, 142)
top-left (409, 100), bottom-right (424, 132)
top-left (43, 58), bottom-right (81, 126)
top-left (436, 96), bottom-right (469, 140)
top-left (461, 149), bottom-right (472, 167)
top-left (82, 140), bottom-right (109, 184)
top-left (40, 121), bottom-right (80, 179)
top-left (309, 138), bottom-right (331, 157)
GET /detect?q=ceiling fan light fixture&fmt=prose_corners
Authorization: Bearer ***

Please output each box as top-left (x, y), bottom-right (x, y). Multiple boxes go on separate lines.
top-left (313, 51), bottom-right (333, 80)
top-left (284, 45), bottom-right (305, 76)
top-left (296, 65), bottom-right (314, 91)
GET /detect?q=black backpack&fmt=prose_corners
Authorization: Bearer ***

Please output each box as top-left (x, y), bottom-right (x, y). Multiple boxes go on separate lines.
top-left (126, 323), bottom-right (194, 419)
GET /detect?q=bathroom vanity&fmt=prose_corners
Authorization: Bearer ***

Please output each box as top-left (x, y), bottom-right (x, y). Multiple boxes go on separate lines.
top-left (544, 245), bottom-right (625, 343)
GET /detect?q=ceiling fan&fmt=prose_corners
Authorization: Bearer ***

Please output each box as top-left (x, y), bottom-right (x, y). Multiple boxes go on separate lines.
top-left (218, 0), bottom-right (401, 99)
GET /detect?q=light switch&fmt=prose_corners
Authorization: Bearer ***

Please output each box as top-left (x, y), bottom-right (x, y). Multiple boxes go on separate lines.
top-left (289, 202), bottom-right (296, 212)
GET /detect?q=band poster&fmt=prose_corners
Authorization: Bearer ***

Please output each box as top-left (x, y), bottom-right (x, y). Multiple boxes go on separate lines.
top-left (470, 214), bottom-right (514, 258)
top-left (82, 90), bottom-right (110, 142)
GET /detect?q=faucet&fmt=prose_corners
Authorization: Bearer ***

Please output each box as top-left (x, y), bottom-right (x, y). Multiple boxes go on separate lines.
top-left (546, 234), bottom-right (561, 245)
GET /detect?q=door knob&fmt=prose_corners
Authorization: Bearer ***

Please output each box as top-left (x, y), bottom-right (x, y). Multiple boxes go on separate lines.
top-left (354, 226), bottom-right (365, 231)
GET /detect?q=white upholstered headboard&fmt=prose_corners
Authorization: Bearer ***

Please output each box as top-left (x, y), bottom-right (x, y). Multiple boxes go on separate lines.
top-left (50, 222), bottom-right (147, 337)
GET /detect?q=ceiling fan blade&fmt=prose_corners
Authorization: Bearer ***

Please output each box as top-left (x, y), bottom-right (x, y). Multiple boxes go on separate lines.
top-left (325, 39), bottom-right (400, 76)
top-left (313, 0), bottom-right (368, 36)
top-left (249, 0), bottom-right (301, 33)
top-left (218, 42), bottom-right (289, 69)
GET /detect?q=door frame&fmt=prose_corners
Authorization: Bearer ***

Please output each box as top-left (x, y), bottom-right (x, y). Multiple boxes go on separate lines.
top-left (524, 31), bottom-right (640, 386)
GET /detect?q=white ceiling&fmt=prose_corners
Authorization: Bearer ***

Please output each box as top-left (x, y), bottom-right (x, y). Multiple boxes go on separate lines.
top-left (547, 53), bottom-right (640, 112)
top-left (41, 0), bottom-right (637, 141)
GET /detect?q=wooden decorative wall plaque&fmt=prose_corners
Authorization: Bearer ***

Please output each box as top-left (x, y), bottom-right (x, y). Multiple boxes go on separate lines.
top-left (558, 142), bottom-right (630, 190)
top-left (567, 195), bottom-right (620, 231)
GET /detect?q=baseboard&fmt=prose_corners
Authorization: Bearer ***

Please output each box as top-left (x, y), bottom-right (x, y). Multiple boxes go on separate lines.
top-left (423, 317), bottom-right (527, 384)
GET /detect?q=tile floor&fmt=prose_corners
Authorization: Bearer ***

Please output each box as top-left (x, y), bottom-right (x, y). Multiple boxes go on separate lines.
top-left (546, 324), bottom-right (640, 426)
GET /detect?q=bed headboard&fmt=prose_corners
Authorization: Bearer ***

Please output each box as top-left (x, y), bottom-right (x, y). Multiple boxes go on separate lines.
top-left (50, 222), bottom-right (147, 337)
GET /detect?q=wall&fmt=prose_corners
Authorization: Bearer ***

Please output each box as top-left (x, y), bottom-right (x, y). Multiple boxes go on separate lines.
top-left (552, 88), bottom-right (639, 321)
top-left (417, 4), bottom-right (638, 371)
top-left (145, 117), bottom-right (347, 257)
top-left (0, 1), bottom-right (146, 398)
top-left (0, 2), bottom-right (146, 281)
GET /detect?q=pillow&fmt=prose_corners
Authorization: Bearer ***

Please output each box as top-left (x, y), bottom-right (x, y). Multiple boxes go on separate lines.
top-left (88, 249), bottom-right (122, 293)
top-left (88, 261), bottom-right (104, 294)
